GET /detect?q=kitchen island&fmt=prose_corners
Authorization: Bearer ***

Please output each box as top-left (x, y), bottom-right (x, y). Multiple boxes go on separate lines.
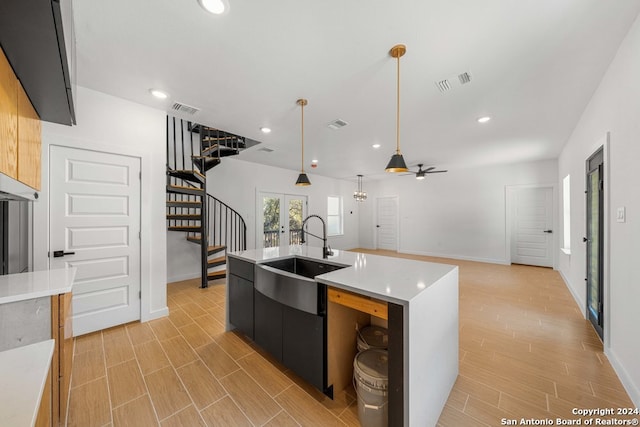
top-left (227, 246), bottom-right (458, 427)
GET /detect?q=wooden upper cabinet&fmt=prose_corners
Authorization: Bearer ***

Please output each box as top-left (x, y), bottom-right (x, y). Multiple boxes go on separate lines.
top-left (0, 48), bottom-right (18, 179)
top-left (17, 81), bottom-right (42, 190)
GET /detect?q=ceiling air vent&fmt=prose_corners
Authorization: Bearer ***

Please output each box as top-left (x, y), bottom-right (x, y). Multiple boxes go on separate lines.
top-left (258, 147), bottom-right (274, 153)
top-left (171, 102), bottom-right (200, 115)
top-left (458, 72), bottom-right (472, 85)
top-left (327, 119), bottom-right (348, 130)
top-left (435, 79), bottom-right (452, 93)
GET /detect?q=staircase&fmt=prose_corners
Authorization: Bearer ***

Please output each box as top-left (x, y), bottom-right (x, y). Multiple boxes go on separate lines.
top-left (166, 117), bottom-right (247, 288)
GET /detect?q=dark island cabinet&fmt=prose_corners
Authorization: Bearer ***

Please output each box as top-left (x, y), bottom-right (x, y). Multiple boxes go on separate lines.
top-left (253, 288), bottom-right (327, 393)
top-left (253, 289), bottom-right (283, 362)
top-left (282, 305), bottom-right (326, 391)
top-left (227, 258), bottom-right (255, 339)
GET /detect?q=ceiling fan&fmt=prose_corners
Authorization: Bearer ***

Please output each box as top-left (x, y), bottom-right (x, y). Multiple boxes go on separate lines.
top-left (402, 164), bottom-right (448, 180)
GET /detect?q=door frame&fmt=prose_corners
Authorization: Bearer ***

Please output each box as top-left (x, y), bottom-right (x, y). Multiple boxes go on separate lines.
top-left (374, 196), bottom-right (399, 251)
top-left (505, 184), bottom-right (557, 268)
top-left (41, 143), bottom-right (153, 321)
top-left (255, 190), bottom-right (308, 249)
top-left (586, 146), bottom-right (604, 339)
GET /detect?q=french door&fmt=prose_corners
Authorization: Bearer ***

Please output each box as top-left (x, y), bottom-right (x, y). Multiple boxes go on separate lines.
top-left (586, 147), bottom-right (604, 340)
top-left (257, 192), bottom-right (307, 249)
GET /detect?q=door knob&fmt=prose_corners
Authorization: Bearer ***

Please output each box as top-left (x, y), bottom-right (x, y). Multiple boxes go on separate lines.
top-left (53, 250), bottom-right (75, 258)
top-left (583, 237), bottom-right (588, 243)
top-left (543, 230), bottom-right (553, 233)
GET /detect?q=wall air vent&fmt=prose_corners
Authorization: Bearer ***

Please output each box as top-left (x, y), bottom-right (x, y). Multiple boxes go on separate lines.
top-left (458, 72), bottom-right (472, 85)
top-left (435, 79), bottom-right (452, 93)
top-left (327, 119), bottom-right (348, 130)
top-left (258, 147), bottom-right (274, 153)
top-left (171, 102), bottom-right (200, 115)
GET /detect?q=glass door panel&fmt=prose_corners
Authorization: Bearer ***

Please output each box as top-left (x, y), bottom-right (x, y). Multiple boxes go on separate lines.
top-left (261, 194), bottom-right (282, 249)
top-left (586, 148), bottom-right (604, 339)
top-left (287, 196), bottom-right (304, 245)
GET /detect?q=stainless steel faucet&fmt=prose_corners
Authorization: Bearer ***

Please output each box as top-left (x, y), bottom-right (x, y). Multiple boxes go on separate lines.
top-left (300, 214), bottom-right (333, 259)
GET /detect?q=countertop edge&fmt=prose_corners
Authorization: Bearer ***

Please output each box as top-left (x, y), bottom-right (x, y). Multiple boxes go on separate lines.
top-left (0, 268), bottom-right (76, 305)
top-left (0, 339), bottom-right (55, 427)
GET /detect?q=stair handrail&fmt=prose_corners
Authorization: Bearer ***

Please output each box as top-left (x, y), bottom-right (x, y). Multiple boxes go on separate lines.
top-left (206, 193), bottom-right (247, 252)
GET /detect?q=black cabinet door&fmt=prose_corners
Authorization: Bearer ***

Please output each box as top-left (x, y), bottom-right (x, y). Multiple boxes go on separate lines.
top-left (282, 305), bottom-right (325, 391)
top-left (254, 289), bottom-right (283, 362)
top-left (228, 274), bottom-right (254, 339)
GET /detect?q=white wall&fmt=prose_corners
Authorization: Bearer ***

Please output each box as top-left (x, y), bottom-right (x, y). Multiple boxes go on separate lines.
top-left (557, 14), bottom-right (640, 406)
top-left (359, 159), bottom-right (558, 264)
top-left (34, 86), bottom-right (168, 322)
top-left (167, 157), bottom-right (361, 282)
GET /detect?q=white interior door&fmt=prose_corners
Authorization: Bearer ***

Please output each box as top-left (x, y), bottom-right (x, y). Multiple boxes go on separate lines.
top-left (376, 196), bottom-right (398, 251)
top-left (257, 192), bottom-right (306, 249)
top-left (50, 146), bottom-right (141, 335)
top-left (510, 187), bottom-right (554, 267)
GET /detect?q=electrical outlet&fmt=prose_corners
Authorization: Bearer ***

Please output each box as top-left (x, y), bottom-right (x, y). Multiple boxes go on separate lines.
top-left (616, 207), bottom-right (626, 223)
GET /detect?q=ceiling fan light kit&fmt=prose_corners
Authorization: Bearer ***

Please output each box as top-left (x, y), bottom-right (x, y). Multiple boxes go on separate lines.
top-left (295, 98), bottom-right (311, 186)
top-left (385, 44), bottom-right (409, 173)
top-left (405, 163), bottom-right (448, 180)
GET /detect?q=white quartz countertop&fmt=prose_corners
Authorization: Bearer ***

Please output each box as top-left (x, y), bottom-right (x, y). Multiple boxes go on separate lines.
top-left (0, 339), bottom-right (55, 427)
top-left (228, 246), bottom-right (457, 305)
top-left (0, 267), bottom-right (76, 304)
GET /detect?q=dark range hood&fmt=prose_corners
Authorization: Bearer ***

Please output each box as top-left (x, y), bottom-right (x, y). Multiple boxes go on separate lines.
top-left (0, 0), bottom-right (76, 126)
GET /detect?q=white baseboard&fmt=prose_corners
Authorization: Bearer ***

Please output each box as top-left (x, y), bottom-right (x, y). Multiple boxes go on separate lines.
top-left (558, 269), bottom-right (586, 319)
top-left (399, 248), bottom-right (510, 266)
top-left (167, 272), bottom-right (201, 284)
top-left (606, 347), bottom-right (640, 407)
top-left (141, 306), bottom-right (169, 322)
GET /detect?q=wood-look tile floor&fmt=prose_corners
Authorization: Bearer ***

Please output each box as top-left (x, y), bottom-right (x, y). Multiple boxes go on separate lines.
top-left (67, 250), bottom-right (634, 426)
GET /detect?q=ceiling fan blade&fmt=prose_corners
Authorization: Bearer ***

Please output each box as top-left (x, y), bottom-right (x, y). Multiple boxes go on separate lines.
top-left (423, 166), bottom-right (436, 172)
top-left (425, 170), bottom-right (447, 173)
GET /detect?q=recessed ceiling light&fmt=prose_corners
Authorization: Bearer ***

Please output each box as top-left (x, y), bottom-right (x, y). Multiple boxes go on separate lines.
top-left (198, 0), bottom-right (227, 14)
top-left (477, 116), bottom-right (491, 123)
top-left (149, 89), bottom-right (168, 99)
top-left (372, 144), bottom-right (381, 149)
top-left (260, 127), bottom-right (271, 134)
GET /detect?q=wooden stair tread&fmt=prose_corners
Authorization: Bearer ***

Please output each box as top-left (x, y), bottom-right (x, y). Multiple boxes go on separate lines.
top-left (166, 169), bottom-right (205, 183)
top-left (166, 214), bottom-right (201, 220)
top-left (207, 256), bottom-right (226, 266)
top-left (201, 144), bottom-right (239, 157)
top-left (168, 225), bottom-right (201, 231)
top-left (192, 156), bottom-right (221, 173)
top-left (167, 184), bottom-right (204, 196)
top-left (207, 270), bottom-right (226, 280)
top-left (167, 184), bottom-right (203, 191)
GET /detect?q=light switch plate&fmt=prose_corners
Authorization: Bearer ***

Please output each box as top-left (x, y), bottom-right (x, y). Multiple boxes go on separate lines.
top-left (616, 207), bottom-right (626, 223)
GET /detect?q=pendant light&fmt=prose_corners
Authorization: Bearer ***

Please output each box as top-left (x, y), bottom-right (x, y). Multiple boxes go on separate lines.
top-left (385, 44), bottom-right (409, 173)
top-left (353, 175), bottom-right (367, 201)
top-left (295, 99), bottom-right (311, 186)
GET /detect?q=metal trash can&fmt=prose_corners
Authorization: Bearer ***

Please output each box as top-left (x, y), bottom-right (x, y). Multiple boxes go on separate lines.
top-left (356, 325), bottom-right (388, 352)
top-left (353, 349), bottom-right (388, 427)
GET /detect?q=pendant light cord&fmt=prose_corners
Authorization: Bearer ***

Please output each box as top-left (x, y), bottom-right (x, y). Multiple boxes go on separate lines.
top-left (396, 53), bottom-right (401, 155)
top-left (301, 101), bottom-right (305, 172)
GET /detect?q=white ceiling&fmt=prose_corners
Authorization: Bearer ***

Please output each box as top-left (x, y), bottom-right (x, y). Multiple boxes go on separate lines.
top-left (73, 0), bottom-right (640, 182)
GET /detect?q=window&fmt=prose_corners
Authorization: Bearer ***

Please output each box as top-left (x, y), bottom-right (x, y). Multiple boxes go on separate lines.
top-left (562, 174), bottom-right (571, 254)
top-left (327, 196), bottom-right (343, 236)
